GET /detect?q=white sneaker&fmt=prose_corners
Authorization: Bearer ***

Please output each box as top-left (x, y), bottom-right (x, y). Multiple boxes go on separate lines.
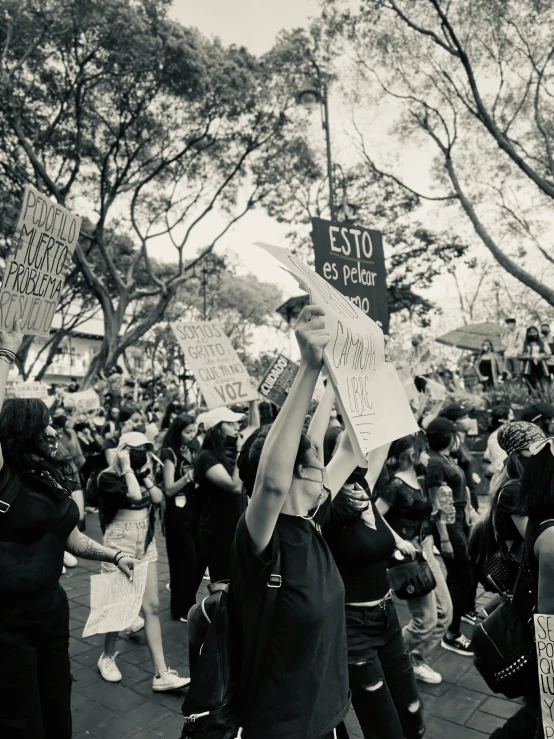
top-left (124, 615), bottom-right (145, 636)
top-left (62, 566), bottom-right (67, 575)
top-left (97, 652), bottom-right (122, 682)
top-left (413, 662), bottom-right (442, 684)
top-left (152, 669), bottom-right (190, 692)
top-left (165, 583), bottom-right (171, 592)
top-left (63, 551), bottom-right (78, 568)
top-left (203, 569), bottom-right (210, 581)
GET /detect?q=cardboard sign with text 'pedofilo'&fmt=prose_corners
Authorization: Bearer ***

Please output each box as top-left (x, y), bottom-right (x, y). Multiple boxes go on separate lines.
top-left (0, 185), bottom-right (82, 337)
top-left (171, 321), bottom-right (258, 409)
top-left (255, 242), bottom-right (418, 463)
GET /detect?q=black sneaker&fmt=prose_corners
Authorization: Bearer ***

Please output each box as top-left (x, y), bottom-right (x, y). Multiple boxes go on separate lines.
top-left (461, 610), bottom-right (479, 626)
top-left (441, 633), bottom-right (474, 657)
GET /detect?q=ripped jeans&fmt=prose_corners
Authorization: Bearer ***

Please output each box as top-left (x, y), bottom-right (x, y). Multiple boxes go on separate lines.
top-left (345, 596), bottom-right (425, 739)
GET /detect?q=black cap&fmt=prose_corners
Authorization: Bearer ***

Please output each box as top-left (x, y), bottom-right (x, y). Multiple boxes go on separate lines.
top-left (521, 402), bottom-right (554, 424)
top-left (505, 317), bottom-right (516, 324)
top-left (440, 404), bottom-right (473, 422)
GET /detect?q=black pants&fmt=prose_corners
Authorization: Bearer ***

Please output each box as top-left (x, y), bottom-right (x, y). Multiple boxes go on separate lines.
top-left (165, 505), bottom-right (206, 619)
top-left (0, 584), bottom-right (72, 739)
top-left (344, 597), bottom-right (424, 739)
top-left (443, 521), bottom-right (475, 634)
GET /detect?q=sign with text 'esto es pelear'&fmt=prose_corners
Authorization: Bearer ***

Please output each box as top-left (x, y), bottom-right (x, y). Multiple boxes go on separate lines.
top-left (255, 242), bottom-right (417, 462)
top-left (311, 217), bottom-right (389, 334)
top-left (258, 354), bottom-right (299, 407)
top-left (172, 321), bottom-right (258, 409)
top-left (0, 185), bottom-right (82, 336)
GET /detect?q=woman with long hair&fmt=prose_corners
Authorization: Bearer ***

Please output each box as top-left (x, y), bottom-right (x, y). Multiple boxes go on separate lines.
top-left (476, 339), bottom-right (504, 389)
top-left (161, 414), bottom-right (205, 621)
top-left (96, 432), bottom-right (189, 691)
top-left (0, 323), bottom-right (138, 739)
top-left (520, 325), bottom-right (552, 389)
top-left (376, 435), bottom-right (453, 687)
top-left (195, 402), bottom-right (259, 583)
top-left (230, 305), bottom-right (365, 738)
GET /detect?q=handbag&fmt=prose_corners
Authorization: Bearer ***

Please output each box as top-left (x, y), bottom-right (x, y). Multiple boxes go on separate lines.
top-left (480, 541), bottom-right (521, 596)
top-left (387, 523), bottom-right (436, 600)
top-left (470, 520), bottom-right (554, 698)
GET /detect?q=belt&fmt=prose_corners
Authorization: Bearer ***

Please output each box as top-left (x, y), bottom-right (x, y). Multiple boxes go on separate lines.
top-left (346, 590), bottom-right (392, 610)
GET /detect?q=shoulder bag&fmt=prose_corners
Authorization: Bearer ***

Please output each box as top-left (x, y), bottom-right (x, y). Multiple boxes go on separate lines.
top-left (387, 523), bottom-right (436, 600)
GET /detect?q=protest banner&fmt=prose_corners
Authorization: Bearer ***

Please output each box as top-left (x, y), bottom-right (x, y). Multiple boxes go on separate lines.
top-left (5, 380), bottom-right (50, 400)
top-left (255, 242), bottom-right (418, 462)
top-left (311, 217), bottom-right (389, 333)
top-left (63, 388), bottom-right (101, 412)
top-left (0, 185), bottom-right (82, 337)
top-left (83, 562), bottom-right (149, 638)
top-left (258, 354), bottom-right (299, 407)
top-left (171, 321), bottom-right (258, 409)
top-left (535, 614), bottom-right (554, 737)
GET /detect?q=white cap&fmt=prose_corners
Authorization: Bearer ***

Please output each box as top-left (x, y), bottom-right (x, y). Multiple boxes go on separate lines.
top-left (118, 431), bottom-right (153, 450)
top-left (200, 407), bottom-right (245, 432)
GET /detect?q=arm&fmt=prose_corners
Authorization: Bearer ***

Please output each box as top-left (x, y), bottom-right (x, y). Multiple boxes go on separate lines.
top-left (0, 319), bottom-right (24, 472)
top-left (205, 462), bottom-right (243, 494)
top-left (421, 399), bottom-right (445, 430)
top-left (113, 448), bottom-right (142, 501)
top-left (307, 382), bottom-right (335, 464)
top-left (536, 528), bottom-right (554, 614)
top-left (162, 458), bottom-right (189, 498)
top-left (142, 474), bottom-right (163, 504)
top-left (65, 528), bottom-right (136, 579)
top-left (246, 305), bottom-right (329, 554)
top-left (242, 399), bottom-right (261, 442)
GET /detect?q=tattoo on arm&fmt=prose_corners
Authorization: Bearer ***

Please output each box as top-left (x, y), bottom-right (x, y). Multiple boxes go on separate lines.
top-left (66, 530), bottom-right (114, 562)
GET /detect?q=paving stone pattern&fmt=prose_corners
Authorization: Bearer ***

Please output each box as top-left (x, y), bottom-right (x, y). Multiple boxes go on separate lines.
top-left (67, 515), bottom-right (518, 738)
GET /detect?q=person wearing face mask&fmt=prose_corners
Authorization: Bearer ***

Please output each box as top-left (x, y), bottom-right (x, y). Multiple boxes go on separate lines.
top-left (0, 323), bottom-right (139, 739)
top-left (102, 406), bottom-right (145, 464)
top-left (476, 339), bottom-right (504, 388)
top-left (194, 407), bottom-right (248, 583)
top-left (520, 325), bottom-right (552, 389)
top-left (95, 432), bottom-right (190, 691)
top-left (425, 419), bottom-right (474, 656)
top-left (161, 414), bottom-right (205, 621)
top-left (376, 436), bottom-right (452, 687)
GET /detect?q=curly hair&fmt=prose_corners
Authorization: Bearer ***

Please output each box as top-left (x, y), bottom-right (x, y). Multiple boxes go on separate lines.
top-left (0, 399), bottom-right (76, 495)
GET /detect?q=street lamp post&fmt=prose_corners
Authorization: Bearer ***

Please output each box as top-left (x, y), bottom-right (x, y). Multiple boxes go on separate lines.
top-left (201, 267), bottom-right (208, 320)
top-left (296, 61), bottom-right (335, 222)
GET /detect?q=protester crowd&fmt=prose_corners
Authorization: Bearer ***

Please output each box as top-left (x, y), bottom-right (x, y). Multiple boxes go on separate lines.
top-left (1, 309), bottom-right (554, 739)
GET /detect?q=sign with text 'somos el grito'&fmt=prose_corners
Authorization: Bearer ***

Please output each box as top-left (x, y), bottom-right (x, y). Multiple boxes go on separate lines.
top-left (258, 354), bottom-right (299, 407)
top-left (171, 321), bottom-right (258, 409)
top-left (255, 242), bottom-right (417, 463)
top-left (0, 185), bottom-right (82, 336)
top-left (311, 217), bottom-right (389, 334)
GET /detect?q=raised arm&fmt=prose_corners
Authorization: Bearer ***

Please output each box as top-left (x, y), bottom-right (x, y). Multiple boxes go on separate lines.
top-left (0, 319), bottom-right (24, 472)
top-left (242, 399), bottom-right (261, 442)
top-left (307, 381), bottom-right (336, 464)
top-left (246, 306), bottom-right (329, 553)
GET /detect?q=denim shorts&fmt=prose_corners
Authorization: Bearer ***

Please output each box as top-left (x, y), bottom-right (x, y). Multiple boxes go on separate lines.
top-left (101, 519), bottom-right (157, 573)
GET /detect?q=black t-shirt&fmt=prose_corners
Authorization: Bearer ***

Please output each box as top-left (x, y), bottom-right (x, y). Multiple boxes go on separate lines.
top-left (495, 481), bottom-right (523, 543)
top-left (0, 473), bottom-right (79, 592)
top-left (426, 452), bottom-right (467, 509)
top-left (380, 476), bottom-right (433, 541)
top-left (324, 501), bottom-right (396, 602)
top-left (231, 512), bottom-right (349, 739)
top-left (161, 442), bottom-right (199, 515)
top-left (97, 470), bottom-right (152, 526)
top-left (195, 450), bottom-right (247, 529)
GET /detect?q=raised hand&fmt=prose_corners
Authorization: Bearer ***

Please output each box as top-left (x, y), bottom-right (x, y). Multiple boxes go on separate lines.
top-left (0, 317), bottom-right (24, 355)
top-left (294, 305), bottom-right (331, 370)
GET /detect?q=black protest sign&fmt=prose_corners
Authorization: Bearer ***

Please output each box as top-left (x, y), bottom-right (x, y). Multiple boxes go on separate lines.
top-left (311, 217), bottom-right (388, 333)
top-left (258, 354), bottom-right (299, 407)
top-left (0, 185), bottom-right (82, 336)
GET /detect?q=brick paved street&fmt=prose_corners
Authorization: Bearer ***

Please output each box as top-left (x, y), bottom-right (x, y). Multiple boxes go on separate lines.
top-left (66, 513), bottom-right (518, 739)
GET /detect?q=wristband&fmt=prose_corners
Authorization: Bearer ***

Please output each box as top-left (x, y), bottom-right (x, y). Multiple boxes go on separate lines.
top-left (121, 468), bottom-right (133, 477)
top-left (113, 550), bottom-right (123, 565)
top-left (0, 349), bottom-right (15, 366)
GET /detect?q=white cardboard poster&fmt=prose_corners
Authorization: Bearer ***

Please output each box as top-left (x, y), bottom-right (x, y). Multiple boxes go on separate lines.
top-left (0, 185), bottom-right (82, 336)
top-left (255, 242), bottom-right (418, 462)
top-left (171, 321), bottom-right (258, 409)
top-left (535, 614), bottom-right (554, 738)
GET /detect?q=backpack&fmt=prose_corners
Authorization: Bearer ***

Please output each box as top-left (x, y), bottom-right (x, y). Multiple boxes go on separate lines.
top-left (180, 551), bottom-right (281, 739)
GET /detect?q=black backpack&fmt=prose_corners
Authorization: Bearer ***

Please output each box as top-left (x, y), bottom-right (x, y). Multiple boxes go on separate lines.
top-left (180, 551), bottom-right (281, 739)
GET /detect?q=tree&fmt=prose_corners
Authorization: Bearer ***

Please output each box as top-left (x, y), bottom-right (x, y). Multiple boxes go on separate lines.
top-left (0, 0), bottom-right (319, 384)
top-left (320, 0), bottom-right (554, 308)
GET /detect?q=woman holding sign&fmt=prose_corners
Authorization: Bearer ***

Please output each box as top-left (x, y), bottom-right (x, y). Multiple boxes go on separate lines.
top-left (0, 321), bottom-right (139, 739)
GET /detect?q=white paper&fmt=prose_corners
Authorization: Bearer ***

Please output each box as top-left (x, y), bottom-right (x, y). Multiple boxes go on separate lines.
top-left (171, 320), bottom-right (258, 409)
top-left (63, 388), bottom-right (101, 411)
top-left (82, 562), bottom-right (148, 638)
top-left (255, 242), bottom-right (419, 463)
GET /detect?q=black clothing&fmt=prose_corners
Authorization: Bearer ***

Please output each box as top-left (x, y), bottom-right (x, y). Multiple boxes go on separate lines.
top-left (426, 452), bottom-right (467, 509)
top-left (161, 444), bottom-right (205, 619)
top-left (344, 598), bottom-right (423, 739)
top-left (196, 450), bottom-right (247, 582)
top-left (495, 481), bottom-right (523, 544)
top-left (380, 476), bottom-right (433, 541)
top-left (97, 470), bottom-right (155, 553)
top-left (438, 517), bottom-right (475, 634)
top-left (231, 512), bottom-right (349, 739)
top-left (0, 474), bottom-right (79, 593)
top-left (324, 502), bottom-right (395, 603)
top-left (0, 584), bottom-right (72, 739)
